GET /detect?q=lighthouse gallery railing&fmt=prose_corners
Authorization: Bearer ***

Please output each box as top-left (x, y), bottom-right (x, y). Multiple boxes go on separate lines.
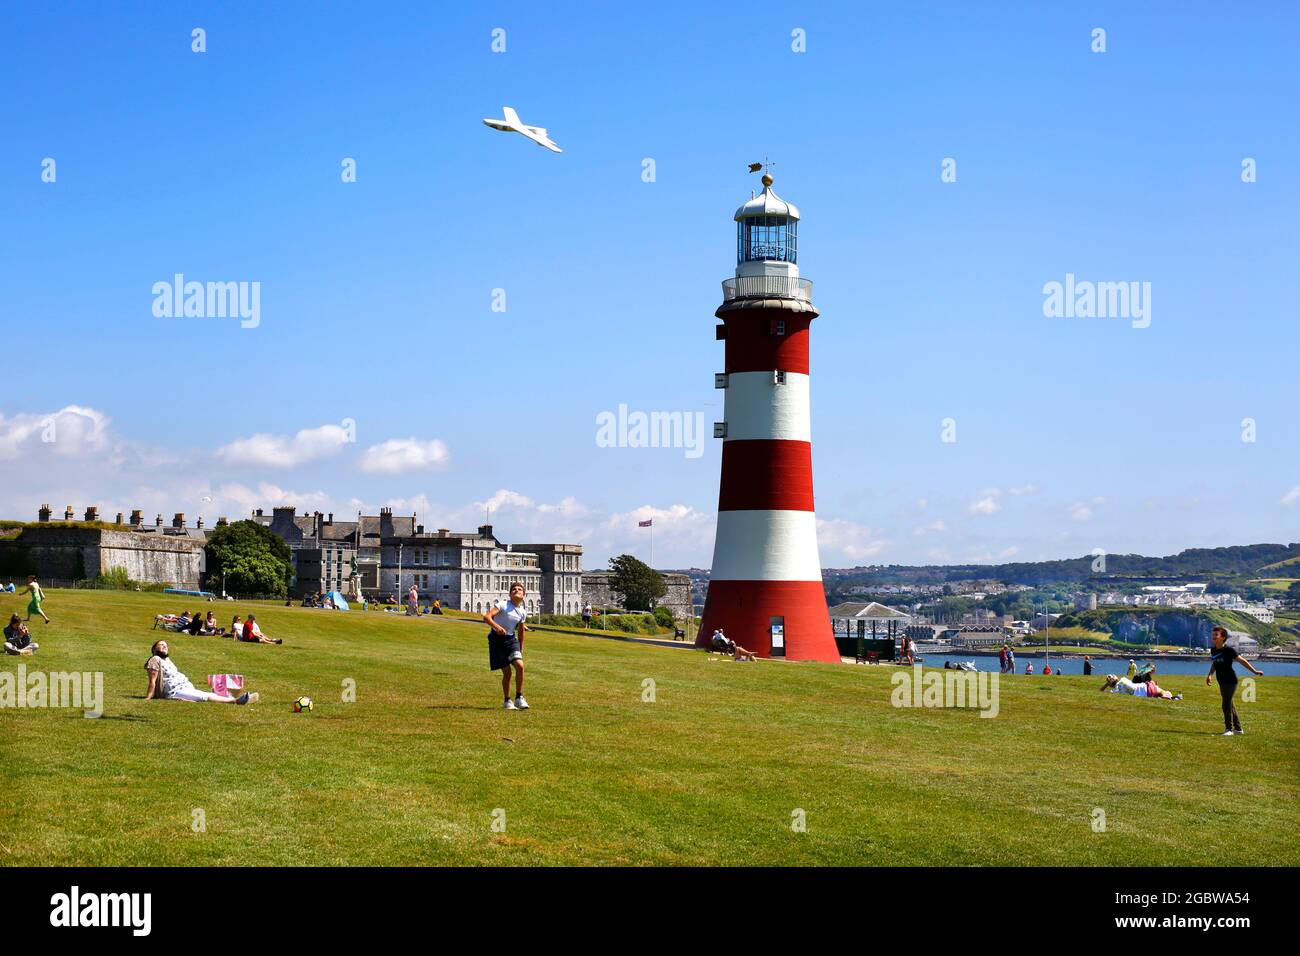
top-left (721, 275), bottom-right (814, 303)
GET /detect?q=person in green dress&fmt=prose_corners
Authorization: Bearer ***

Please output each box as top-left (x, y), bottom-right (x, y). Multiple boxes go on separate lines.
top-left (24, 574), bottom-right (50, 625)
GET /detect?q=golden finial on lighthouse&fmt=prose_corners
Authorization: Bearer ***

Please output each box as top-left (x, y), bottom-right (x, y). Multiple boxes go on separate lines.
top-left (748, 156), bottom-right (776, 187)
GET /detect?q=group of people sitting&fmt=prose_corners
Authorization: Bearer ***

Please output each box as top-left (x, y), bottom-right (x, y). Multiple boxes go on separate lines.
top-left (152, 610), bottom-right (282, 645)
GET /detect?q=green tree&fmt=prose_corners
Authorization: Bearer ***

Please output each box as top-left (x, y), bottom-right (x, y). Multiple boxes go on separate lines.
top-left (204, 520), bottom-right (293, 596)
top-left (608, 554), bottom-right (666, 611)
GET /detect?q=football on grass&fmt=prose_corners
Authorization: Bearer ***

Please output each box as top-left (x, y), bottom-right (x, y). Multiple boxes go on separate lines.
top-left (293, 696), bottom-right (314, 713)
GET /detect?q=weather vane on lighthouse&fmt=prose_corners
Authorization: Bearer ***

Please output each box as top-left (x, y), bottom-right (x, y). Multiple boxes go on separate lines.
top-left (696, 166), bottom-right (838, 662)
top-left (747, 158), bottom-right (777, 190)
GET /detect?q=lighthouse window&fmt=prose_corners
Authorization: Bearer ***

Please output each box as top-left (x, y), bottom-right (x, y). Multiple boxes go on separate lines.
top-left (774, 370), bottom-right (787, 385)
top-left (738, 216), bottom-right (797, 264)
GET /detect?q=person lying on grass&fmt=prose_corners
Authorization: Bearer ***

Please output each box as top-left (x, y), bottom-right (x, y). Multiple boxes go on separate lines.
top-left (4, 614), bottom-right (37, 655)
top-left (1101, 674), bottom-right (1182, 700)
top-left (710, 629), bottom-right (758, 662)
top-left (239, 614), bottom-right (282, 644)
top-left (144, 640), bottom-right (259, 704)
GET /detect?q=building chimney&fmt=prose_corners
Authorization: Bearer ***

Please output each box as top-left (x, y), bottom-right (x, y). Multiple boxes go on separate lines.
top-left (255, 508), bottom-right (264, 517)
top-left (217, 516), bottom-right (229, 527)
top-left (115, 512), bottom-right (124, 525)
top-left (155, 514), bottom-right (163, 527)
top-left (478, 524), bottom-right (493, 538)
top-left (129, 509), bottom-right (143, 527)
top-left (173, 513), bottom-right (185, 529)
top-left (417, 525), bottom-right (424, 534)
top-left (327, 513), bottom-right (333, 524)
top-left (437, 528), bottom-right (449, 536)
top-left (84, 506), bottom-right (99, 522)
top-left (38, 504), bottom-right (51, 522)
top-left (196, 516), bottom-right (204, 529)
top-left (64, 505), bottom-right (75, 521)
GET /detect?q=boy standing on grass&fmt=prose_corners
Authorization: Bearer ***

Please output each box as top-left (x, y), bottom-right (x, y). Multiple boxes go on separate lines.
top-left (485, 582), bottom-right (529, 710)
top-left (1207, 625), bottom-right (1263, 736)
top-left (23, 575), bottom-right (49, 624)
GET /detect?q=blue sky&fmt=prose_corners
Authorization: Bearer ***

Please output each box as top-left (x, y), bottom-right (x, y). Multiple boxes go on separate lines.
top-left (2, 1), bottom-right (1297, 568)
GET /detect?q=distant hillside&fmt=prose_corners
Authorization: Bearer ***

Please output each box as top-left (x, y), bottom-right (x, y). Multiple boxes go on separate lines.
top-left (1054, 606), bottom-right (1283, 648)
top-left (831, 543), bottom-right (1300, 588)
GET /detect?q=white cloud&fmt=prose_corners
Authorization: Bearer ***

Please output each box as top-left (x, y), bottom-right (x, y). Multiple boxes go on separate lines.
top-left (358, 438), bottom-right (449, 474)
top-left (1008, 484), bottom-right (1038, 496)
top-left (212, 482), bottom-right (334, 514)
top-left (913, 519), bottom-right (947, 536)
top-left (817, 517), bottom-right (888, 563)
top-left (1283, 486), bottom-right (1300, 507)
top-left (216, 424), bottom-right (351, 469)
top-left (0, 405), bottom-right (113, 461)
top-left (968, 496), bottom-right (1001, 516)
top-left (1068, 501), bottom-right (1095, 521)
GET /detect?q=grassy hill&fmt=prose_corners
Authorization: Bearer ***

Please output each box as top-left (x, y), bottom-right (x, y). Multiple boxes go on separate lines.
top-left (1055, 606), bottom-right (1282, 647)
top-left (2, 590), bottom-right (1297, 866)
top-left (834, 542), bottom-right (1300, 588)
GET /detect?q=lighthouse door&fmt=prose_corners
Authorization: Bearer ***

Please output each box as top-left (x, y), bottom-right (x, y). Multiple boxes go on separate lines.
top-left (769, 617), bottom-right (786, 657)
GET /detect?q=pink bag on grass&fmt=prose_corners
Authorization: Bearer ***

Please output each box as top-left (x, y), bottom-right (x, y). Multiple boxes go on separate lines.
top-left (207, 674), bottom-right (245, 696)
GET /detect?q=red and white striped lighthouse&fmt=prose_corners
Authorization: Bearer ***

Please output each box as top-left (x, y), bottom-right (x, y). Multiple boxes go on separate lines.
top-left (697, 170), bottom-right (838, 663)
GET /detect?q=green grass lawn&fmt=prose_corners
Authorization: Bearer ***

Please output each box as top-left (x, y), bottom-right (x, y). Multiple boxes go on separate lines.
top-left (2, 590), bottom-right (1297, 866)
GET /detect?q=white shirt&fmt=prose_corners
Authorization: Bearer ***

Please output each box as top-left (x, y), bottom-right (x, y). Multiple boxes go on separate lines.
top-left (491, 598), bottom-right (528, 637)
top-left (1109, 677), bottom-right (1147, 696)
top-left (147, 655), bottom-right (194, 697)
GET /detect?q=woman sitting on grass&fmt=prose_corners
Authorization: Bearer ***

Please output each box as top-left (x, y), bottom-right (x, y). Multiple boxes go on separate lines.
top-left (4, 614), bottom-right (37, 655)
top-left (1101, 674), bottom-right (1182, 700)
top-left (144, 639), bottom-right (258, 704)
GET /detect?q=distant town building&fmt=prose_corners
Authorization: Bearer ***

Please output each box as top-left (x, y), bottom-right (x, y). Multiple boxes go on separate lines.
top-left (582, 570), bottom-right (692, 620)
top-left (1, 504), bottom-right (583, 611)
top-left (250, 507), bottom-right (581, 613)
top-left (0, 505), bottom-right (209, 586)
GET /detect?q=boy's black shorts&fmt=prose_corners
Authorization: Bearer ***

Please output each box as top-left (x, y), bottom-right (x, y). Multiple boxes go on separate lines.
top-left (488, 630), bottom-right (522, 671)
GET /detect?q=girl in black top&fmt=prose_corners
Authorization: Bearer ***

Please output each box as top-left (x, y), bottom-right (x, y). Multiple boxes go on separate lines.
top-left (1206, 626), bottom-right (1263, 735)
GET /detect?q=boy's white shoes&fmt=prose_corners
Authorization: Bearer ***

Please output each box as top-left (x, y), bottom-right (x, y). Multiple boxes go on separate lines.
top-left (503, 698), bottom-right (517, 710)
top-left (514, 695), bottom-right (529, 710)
